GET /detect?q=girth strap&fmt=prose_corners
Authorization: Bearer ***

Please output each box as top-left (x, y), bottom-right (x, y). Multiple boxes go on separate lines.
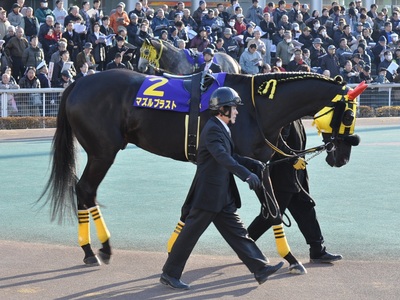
top-left (186, 72), bottom-right (203, 163)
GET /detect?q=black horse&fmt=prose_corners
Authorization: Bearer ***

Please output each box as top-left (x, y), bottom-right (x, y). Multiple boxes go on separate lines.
top-left (40, 70), bottom-right (365, 268)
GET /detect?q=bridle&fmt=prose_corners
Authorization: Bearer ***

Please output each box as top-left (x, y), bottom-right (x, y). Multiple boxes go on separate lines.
top-left (140, 39), bottom-right (164, 69)
top-left (250, 78), bottom-right (358, 220)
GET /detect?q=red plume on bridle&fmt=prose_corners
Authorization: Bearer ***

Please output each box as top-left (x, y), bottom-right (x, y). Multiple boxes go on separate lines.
top-left (347, 81), bottom-right (368, 101)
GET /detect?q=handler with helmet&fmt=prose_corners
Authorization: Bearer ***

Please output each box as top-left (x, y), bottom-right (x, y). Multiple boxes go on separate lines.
top-left (195, 47), bottom-right (222, 73)
top-left (160, 87), bottom-right (283, 290)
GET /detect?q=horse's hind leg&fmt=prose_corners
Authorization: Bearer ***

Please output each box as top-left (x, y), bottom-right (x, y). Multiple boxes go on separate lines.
top-left (76, 155), bottom-right (116, 265)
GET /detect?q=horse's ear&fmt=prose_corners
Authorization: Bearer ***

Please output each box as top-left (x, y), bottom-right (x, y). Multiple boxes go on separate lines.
top-left (145, 38), bottom-right (151, 45)
top-left (333, 75), bottom-right (344, 84)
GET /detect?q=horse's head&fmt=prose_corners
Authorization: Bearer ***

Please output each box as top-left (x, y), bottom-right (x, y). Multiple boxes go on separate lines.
top-left (138, 39), bottom-right (162, 73)
top-left (313, 81), bottom-right (367, 167)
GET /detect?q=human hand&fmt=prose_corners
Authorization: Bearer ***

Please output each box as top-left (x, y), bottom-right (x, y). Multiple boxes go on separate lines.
top-left (246, 173), bottom-right (261, 190)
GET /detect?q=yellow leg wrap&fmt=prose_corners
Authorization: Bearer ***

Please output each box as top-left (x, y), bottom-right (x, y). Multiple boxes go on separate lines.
top-left (90, 206), bottom-right (110, 243)
top-left (273, 224), bottom-right (291, 258)
top-left (78, 210), bottom-right (90, 247)
top-left (167, 221), bottom-right (185, 253)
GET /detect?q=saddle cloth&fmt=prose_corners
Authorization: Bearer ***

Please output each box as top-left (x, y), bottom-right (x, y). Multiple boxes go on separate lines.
top-left (134, 73), bottom-right (226, 112)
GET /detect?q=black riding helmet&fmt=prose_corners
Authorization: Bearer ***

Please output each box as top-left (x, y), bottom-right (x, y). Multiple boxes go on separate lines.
top-left (203, 47), bottom-right (214, 56)
top-left (209, 87), bottom-right (242, 110)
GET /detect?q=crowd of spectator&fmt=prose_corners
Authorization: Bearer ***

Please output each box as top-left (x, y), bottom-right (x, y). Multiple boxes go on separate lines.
top-left (2, 0), bottom-right (400, 92)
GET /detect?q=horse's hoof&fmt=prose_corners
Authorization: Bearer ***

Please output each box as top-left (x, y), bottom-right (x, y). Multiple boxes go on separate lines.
top-left (288, 262), bottom-right (307, 275)
top-left (83, 255), bottom-right (101, 266)
top-left (98, 249), bottom-right (111, 265)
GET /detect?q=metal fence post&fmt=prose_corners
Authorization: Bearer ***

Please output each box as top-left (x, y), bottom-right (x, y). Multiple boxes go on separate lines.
top-left (1, 93), bottom-right (8, 117)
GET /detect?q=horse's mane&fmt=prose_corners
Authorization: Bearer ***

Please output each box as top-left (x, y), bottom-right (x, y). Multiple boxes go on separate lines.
top-left (150, 38), bottom-right (180, 54)
top-left (255, 72), bottom-right (345, 86)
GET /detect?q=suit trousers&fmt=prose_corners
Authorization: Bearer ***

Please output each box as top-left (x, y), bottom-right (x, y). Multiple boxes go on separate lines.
top-left (248, 190), bottom-right (324, 246)
top-left (163, 203), bottom-right (268, 279)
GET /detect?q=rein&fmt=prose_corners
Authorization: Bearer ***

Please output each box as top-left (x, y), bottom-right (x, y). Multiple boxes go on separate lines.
top-left (249, 76), bottom-right (347, 221)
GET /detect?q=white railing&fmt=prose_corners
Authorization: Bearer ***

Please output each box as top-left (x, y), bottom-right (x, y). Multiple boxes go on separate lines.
top-left (348, 83), bottom-right (400, 108)
top-left (0, 88), bottom-right (64, 117)
top-left (1, 84), bottom-right (399, 118)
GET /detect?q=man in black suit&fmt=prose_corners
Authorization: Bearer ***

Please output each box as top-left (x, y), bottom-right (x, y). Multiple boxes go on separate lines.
top-left (196, 48), bottom-right (222, 73)
top-left (160, 87), bottom-right (284, 290)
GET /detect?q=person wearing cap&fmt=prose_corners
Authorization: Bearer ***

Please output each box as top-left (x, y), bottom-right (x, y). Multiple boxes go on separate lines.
top-left (300, 4), bottom-right (310, 22)
top-left (8, 3), bottom-right (23, 28)
top-left (126, 14), bottom-right (139, 45)
top-left (372, 35), bottom-right (389, 68)
top-left (200, 9), bottom-right (219, 41)
top-left (75, 42), bottom-right (95, 70)
top-left (242, 23), bottom-right (255, 48)
top-left (192, 0), bottom-right (207, 26)
top-left (189, 26), bottom-right (210, 52)
top-left (374, 66), bottom-right (390, 83)
top-left (245, 0), bottom-right (263, 26)
top-left (18, 66), bottom-right (42, 116)
top-left (110, 2), bottom-right (129, 34)
top-left (319, 44), bottom-right (340, 77)
top-left (234, 13), bottom-right (246, 36)
top-left (151, 8), bottom-right (169, 38)
top-left (53, 69), bottom-right (74, 88)
top-left (161, 86), bottom-right (283, 290)
top-left (359, 63), bottom-right (372, 83)
top-left (35, 0), bottom-right (55, 25)
top-left (316, 25), bottom-right (334, 51)
top-left (276, 31), bottom-right (295, 68)
top-left (222, 27), bottom-right (239, 60)
top-left (309, 37), bottom-right (326, 67)
top-left (195, 47), bottom-right (221, 73)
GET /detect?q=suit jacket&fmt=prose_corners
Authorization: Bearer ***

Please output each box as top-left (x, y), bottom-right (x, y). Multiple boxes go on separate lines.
top-left (183, 117), bottom-right (253, 213)
top-left (196, 62), bottom-right (222, 73)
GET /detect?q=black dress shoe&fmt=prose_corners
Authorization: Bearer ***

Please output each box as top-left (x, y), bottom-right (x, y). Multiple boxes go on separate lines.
top-left (310, 251), bottom-right (343, 263)
top-left (254, 261), bottom-right (285, 285)
top-left (160, 273), bottom-right (190, 290)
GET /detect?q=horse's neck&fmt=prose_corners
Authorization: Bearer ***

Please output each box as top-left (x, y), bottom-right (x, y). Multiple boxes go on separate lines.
top-left (159, 48), bottom-right (192, 74)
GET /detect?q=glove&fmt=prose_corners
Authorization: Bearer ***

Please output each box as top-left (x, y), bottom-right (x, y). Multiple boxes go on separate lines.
top-left (246, 173), bottom-right (261, 190)
top-left (293, 158), bottom-right (307, 170)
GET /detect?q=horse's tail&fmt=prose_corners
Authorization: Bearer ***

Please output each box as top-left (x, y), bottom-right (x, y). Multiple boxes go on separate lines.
top-left (38, 81), bottom-right (78, 223)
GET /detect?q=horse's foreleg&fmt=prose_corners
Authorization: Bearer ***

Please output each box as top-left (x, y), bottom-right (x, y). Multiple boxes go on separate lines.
top-left (90, 206), bottom-right (111, 264)
top-left (78, 209), bottom-right (100, 265)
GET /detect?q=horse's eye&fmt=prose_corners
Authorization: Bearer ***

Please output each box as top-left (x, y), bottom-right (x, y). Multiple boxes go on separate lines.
top-left (143, 49), bottom-right (150, 55)
top-left (342, 109), bottom-right (354, 126)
